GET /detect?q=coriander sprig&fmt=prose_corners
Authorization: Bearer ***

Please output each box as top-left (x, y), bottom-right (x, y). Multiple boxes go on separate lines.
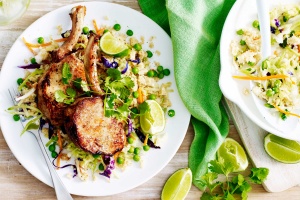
top-left (200, 158), bottom-right (269, 200)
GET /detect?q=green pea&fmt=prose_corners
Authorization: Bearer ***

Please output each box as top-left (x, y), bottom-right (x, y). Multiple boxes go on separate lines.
top-left (127, 137), bottom-right (134, 144)
top-left (134, 147), bottom-right (140, 155)
top-left (252, 20), bottom-right (260, 29)
top-left (128, 146), bottom-right (134, 153)
top-left (103, 29), bottom-right (109, 34)
top-left (146, 50), bottom-right (153, 58)
top-left (98, 163), bottom-right (104, 171)
top-left (236, 29), bottom-right (244, 35)
top-left (168, 109), bottom-right (175, 117)
top-left (30, 57), bottom-right (37, 64)
top-left (13, 114), bottom-right (20, 121)
top-left (17, 78), bottom-right (23, 85)
top-left (133, 154), bottom-right (140, 162)
top-left (126, 29), bottom-right (133, 36)
top-left (82, 26), bottom-right (89, 34)
top-left (93, 154), bottom-right (100, 158)
top-left (266, 89), bottom-right (274, 97)
top-left (51, 151), bottom-right (58, 158)
top-left (132, 67), bottom-right (139, 75)
top-left (117, 157), bottom-right (124, 165)
top-left (132, 91), bottom-right (139, 98)
top-left (157, 65), bottom-right (163, 72)
top-left (133, 43), bottom-right (142, 51)
top-left (113, 23), bottom-right (121, 31)
top-left (274, 80), bottom-right (281, 88)
top-left (52, 136), bottom-right (58, 142)
top-left (37, 37), bottom-right (44, 44)
top-left (147, 70), bottom-right (155, 77)
top-left (240, 40), bottom-right (246, 46)
top-left (153, 70), bottom-right (158, 77)
top-left (163, 68), bottom-right (170, 76)
top-left (143, 145), bottom-right (150, 151)
top-left (48, 143), bottom-right (56, 152)
top-left (158, 73), bottom-right (164, 79)
top-left (148, 94), bottom-right (156, 100)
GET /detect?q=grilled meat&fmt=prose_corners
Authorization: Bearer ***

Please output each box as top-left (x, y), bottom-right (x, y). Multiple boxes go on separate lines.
top-left (37, 54), bottom-right (87, 126)
top-left (52, 6), bottom-right (86, 62)
top-left (84, 33), bottom-right (103, 94)
top-left (64, 97), bottom-right (126, 155)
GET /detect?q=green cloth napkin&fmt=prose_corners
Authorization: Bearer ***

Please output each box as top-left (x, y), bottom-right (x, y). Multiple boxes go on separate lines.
top-left (138, 0), bottom-right (235, 190)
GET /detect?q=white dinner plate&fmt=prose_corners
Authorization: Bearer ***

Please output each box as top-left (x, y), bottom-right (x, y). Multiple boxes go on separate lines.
top-left (219, 0), bottom-right (300, 141)
top-left (0, 2), bottom-right (190, 196)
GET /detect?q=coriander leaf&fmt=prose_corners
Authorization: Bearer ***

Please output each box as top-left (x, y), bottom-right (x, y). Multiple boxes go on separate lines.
top-left (139, 101), bottom-right (150, 115)
top-left (119, 87), bottom-right (131, 99)
top-left (121, 77), bottom-right (134, 89)
top-left (200, 192), bottom-right (215, 200)
top-left (66, 87), bottom-right (76, 98)
top-left (249, 167), bottom-right (269, 184)
top-left (62, 62), bottom-right (72, 84)
top-left (232, 174), bottom-right (244, 186)
top-left (107, 68), bottom-right (121, 80)
top-left (209, 158), bottom-right (234, 177)
top-left (73, 78), bottom-right (89, 92)
top-left (200, 172), bottom-right (221, 194)
top-left (224, 192), bottom-right (235, 200)
top-left (55, 90), bottom-right (68, 103)
top-left (64, 98), bottom-right (75, 104)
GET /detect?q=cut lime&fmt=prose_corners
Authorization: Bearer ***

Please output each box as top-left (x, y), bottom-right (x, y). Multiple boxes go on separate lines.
top-left (99, 32), bottom-right (129, 57)
top-left (217, 138), bottom-right (248, 172)
top-left (161, 168), bottom-right (192, 200)
top-left (140, 100), bottom-right (165, 134)
top-left (264, 133), bottom-right (300, 164)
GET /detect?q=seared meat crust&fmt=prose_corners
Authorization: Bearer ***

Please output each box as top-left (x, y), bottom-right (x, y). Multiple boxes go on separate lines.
top-left (52, 6), bottom-right (86, 61)
top-left (64, 97), bottom-right (126, 155)
top-left (37, 54), bottom-right (87, 126)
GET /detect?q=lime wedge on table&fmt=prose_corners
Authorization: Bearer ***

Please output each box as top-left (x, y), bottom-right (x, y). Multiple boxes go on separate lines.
top-left (161, 168), bottom-right (192, 200)
top-left (140, 100), bottom-right (165, 135)
top-left (217, 138), bottom-right (249, 172)
top-left (99, 32), bottom-right (129, 57)
top-left (264, 133), bottom-right (300, 164)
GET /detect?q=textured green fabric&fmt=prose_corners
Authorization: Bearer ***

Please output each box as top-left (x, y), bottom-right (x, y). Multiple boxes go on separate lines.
top-left (138, 0), bottom-right (235, 190)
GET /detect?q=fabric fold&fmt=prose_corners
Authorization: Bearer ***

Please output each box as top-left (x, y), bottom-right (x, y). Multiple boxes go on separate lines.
top-left (138, 0), bottom-right (235, 190)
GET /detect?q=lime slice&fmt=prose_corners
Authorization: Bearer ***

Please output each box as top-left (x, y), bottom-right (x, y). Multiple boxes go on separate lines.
top-left (217, 138), bottom-right (248, 172)
top-left (99, 32), bottom-right (129, 57)
top-left (140, 100), bottom-right (165, 134)
top-left (264, 133), bottom-right (300, 164)
top-left (161, 168), bottom-right (192, 200)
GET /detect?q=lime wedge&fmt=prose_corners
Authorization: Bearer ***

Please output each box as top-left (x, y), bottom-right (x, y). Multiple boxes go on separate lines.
top-left (264, 133), bottom-right (300, 164)
top-left (217, 138), bottom-right (248, 172)
top-left (99, 32), bottom-right (129, 57)
top-left (161, 168), bottom-right (192, 200)
top-left (140, 100), bottom-right (165, 134)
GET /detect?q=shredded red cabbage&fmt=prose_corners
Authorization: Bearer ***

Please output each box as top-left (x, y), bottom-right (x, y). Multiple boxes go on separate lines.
top-left (18, 64), bottom-right (41, 69)
top-left (134, 129), bottom-right (160, 149)
top-left (51, 150), bottom-right (78, 178)
top-left (101, 57), bottom-right (118, 68)
top-left (128, 57), bottom-right (140, 64)
top-left (100, 156), bottom-right (115, 178)
top-left (121, 62), bottom-right (129, 74)
top-left (127, 115), bottom-right (133, 137)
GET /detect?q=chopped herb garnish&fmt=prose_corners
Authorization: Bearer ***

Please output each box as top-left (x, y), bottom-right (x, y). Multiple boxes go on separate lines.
top-left (54, 88), bottom-right (76, 104)
top-left (62, 63), bottom-right (72, 84)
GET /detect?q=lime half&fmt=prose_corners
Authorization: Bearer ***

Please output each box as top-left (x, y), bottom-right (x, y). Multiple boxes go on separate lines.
top-left (99, 32), bottom-right (129, 57)
top-left (161, 168), bottom-right (192, 200)
top-left (140, 100), bottom-right (165, 134)
top-left (264, 133), bottom-right (300, 164)
top-left (217, 138), bottom-right (248, 172)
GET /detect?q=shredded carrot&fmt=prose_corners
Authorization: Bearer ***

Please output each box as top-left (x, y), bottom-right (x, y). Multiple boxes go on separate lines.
top-left (273, 104), bottom-right (300, 118)
top-left (93, 19), bottom-right (101, 35)
top-left (56, 130), bottom-right (63, 167)
top-left (22, 37), bottom-right (35, 54)
top-left (23, 37), bottom-right (67, 48)
top-left (137, 88), bottom-right (144, 104)
top-left (144, 134), bottom-right (149, 146)
top-left (232, 74), bottom-right (288, 80)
